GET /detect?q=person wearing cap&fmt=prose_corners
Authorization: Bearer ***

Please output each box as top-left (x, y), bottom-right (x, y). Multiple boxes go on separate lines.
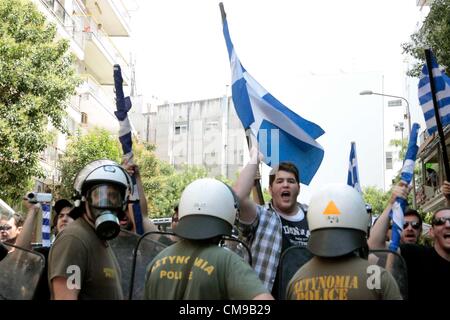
top-left (368, 181), bottom-right (450, 301)
top-left (48, 159), bottom-right (133, 300)
top-left (144, 178), bottom-right (273, 300)
top-left (52, 199), bottom-right (74, 236)
top-left (232, 147), bottom-right (309, 298)
top-left (287, 184), bottom-right (402, 300)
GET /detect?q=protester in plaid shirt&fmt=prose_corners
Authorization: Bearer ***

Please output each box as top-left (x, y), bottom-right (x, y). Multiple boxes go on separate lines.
top-left (233, 147), bottom-right (310, 299)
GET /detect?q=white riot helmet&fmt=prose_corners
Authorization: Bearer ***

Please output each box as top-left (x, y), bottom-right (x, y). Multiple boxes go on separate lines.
top-left (72, 159), bottom-right (133, 240)
top-left (307, 183), bottom-right (370, 257)
top-left (174, 178), bottom-right (238, 240)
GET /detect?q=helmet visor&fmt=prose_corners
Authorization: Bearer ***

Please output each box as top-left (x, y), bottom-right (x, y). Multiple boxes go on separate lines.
top-left (87, 184), bottom-right (124, 209)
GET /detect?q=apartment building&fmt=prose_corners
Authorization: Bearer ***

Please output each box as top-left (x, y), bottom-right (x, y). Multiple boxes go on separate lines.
top-left (144, 96), bottom-right (247, 181)
top-left (31, 0), bottom-right (135, 191)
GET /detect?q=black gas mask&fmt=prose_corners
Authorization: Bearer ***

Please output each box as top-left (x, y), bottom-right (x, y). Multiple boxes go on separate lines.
top-left (86, 184), bottom-right (126, 240)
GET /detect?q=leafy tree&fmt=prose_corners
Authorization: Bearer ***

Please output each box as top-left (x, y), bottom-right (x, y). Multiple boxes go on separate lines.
top-left (0, 0), bottom-right (79, 202)
top-left (134, 143), bottom-right (208, 218)
top-left (402, 0), bottom-right (450, 76)
top-left (58, 128), bottom-right (121, 198)
top-left (362, 186), bottom-right (390, 216)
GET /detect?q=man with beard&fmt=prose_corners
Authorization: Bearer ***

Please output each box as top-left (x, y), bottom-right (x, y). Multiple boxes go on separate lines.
top-left (233, 147), bottom-right (309, 298)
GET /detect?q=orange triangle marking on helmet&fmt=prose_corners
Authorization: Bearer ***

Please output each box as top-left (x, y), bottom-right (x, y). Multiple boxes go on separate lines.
top-left (322, 201), bottom-right (341, 215)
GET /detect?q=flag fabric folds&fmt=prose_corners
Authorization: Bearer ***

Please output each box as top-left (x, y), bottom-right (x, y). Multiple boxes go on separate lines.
top-left (347, 142), bottom-right (361, 193)
top-left (113, 64), bottom-right (144, 235)
top-left (389, 123), bottom-right (420, 252)
top-left (220, 6), bottom-right (325, 185)
top-left (418, 50), bottom-right (450, 135)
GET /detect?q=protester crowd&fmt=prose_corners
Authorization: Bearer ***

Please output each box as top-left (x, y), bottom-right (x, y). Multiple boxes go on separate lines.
top-left (1, 151), bottom-right (449, 301)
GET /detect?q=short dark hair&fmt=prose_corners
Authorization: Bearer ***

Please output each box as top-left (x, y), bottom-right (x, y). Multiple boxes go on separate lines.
top-left (269, 162), bottom-right (300, 186)
top-left (404, 209), bottom-right (422, 226)
top-left (12, 213), bottom-right (25, 228)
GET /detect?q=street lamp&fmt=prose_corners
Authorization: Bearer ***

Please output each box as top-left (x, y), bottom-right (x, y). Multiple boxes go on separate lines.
top-left (360, 90), bottom-right (416, 209)
top-left (394, 122), bottom-right (405, 142)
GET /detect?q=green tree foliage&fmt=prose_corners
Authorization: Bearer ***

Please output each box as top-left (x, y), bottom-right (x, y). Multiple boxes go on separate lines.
top-left (58, 128), bottom-right (121, 198)
top-left (0, 0), bottom-right (79, 201)
top-left (134, 143), bottom-right (208, 218)
top-left (402, 0), bottom-right (450, 76)
top-left (362, 186), bottom-right (390, 216)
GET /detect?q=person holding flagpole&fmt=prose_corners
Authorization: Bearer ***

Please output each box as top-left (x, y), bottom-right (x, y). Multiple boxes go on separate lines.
top-left (233, 147), bottom-right (310, 298)
top-left (220, 2), bottom-right (324, 298)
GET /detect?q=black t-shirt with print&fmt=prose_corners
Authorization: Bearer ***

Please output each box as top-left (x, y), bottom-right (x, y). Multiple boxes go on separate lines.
top-left (272, 209), bottom-right (310, 299)
top-left (279, 215), bottom-right (310, 252)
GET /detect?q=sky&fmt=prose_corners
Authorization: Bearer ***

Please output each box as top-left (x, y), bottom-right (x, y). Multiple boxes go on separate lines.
top-left (128, 0), bottom-right (430, 204)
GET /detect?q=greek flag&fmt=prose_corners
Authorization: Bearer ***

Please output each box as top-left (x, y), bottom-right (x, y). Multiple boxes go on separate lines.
top-left (41, 203), bottom-right (51, 247)
top-left (113, 64), bottom-right (144, 235)
top-left (347, 142), bottom-right (361, 193)
top-left (389, 123), bottom-right (420, 252)
top-left (418, 50), bottom-right (450, 135)
top-left (220, 4), bottom-right (324, 185)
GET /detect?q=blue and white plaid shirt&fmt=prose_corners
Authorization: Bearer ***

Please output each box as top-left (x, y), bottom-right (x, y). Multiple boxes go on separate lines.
top-left (237, 202), bottom-right (307, 291)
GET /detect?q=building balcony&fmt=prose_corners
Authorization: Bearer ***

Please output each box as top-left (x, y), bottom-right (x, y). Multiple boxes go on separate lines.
top-left (36, 0), bottom-right (85, 59)
top-left (78, 74), bottom-right (119, 132)
top-left (85, 0), bottom-right (131, 36)
top-left (82, 16), bottom-right (130, 85)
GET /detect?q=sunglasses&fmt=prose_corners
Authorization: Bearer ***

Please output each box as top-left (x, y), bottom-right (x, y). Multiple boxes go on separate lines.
top-left (403, 221), bottom-right (421, 230)
top-left (0, 224), bottom-right (12, 231)
top-left (432, 216), bottom-right (450, 226)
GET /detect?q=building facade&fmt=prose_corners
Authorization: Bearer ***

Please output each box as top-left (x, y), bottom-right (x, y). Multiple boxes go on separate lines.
top-left (144, 96), bottom-right (247, 180)
top-left (31, 0), bottom-right (137, 191)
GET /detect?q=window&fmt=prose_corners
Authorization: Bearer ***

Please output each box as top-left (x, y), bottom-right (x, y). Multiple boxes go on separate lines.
top-left (174, 123), bottom-right (187, 135)
top-left (386, 152), bottom-right (393, 170)
top-left (81, 112), bottom-right (88, 124)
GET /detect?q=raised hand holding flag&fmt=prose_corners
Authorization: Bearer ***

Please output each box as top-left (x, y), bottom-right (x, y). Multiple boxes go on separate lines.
top-left (389, 123), bottom-right (420, 252)
top-left (113, 64), bottom-right (144, 235)
top-left (219, 3), bottom-right (324, 185)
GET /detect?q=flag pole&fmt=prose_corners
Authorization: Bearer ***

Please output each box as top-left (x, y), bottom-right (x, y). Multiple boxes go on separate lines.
top-left (425, 49), bottom-right (450, 184)
top-left (245, 130), bottom-right (265, 205)
top-left (220, 2), bottom-right (264, 205)
top-left (113, 64), bottom-right (144, 235)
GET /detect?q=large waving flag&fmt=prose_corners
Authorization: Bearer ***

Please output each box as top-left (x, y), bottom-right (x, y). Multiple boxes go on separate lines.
top-left (113, 65), bottom-right (144, 235)
top-left (219, 3), bottom-right (324, 185)
top-left (389, 123), bottom-right (420, 252)
top-left (347, 142), bottom-right (361, 193)
top-left (418, 50), bottom-right (450, 135)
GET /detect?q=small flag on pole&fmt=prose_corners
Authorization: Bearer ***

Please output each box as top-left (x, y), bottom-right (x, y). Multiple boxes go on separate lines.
top-left (389, 123), bottom-right (420, 252)
top-left (41, 203), bottom-right (51, 247)
top-left (347, 142), bottom-right (361, 193)
top-left (418, 50), bottom-right (450, 135)
top-left (219, 3), bottom-right (324, 185)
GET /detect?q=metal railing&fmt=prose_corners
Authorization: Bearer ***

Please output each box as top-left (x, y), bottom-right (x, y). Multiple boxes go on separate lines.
top-left (83, 15), bottom-right (129, 70)
top-left (40, 0), bottom-right (84, 49)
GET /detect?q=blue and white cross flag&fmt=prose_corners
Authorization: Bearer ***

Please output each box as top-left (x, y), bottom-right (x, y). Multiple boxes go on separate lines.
top-left (418, 50), bottom-right (450, 135)
top-left (347, 142), bottom-right (361, 193)
top-left (219, 3), bottom-right (324, 185)
top-left (389, 123), bottom-right (420, 252)
top-left (41, 203), bottom-right (51, 247)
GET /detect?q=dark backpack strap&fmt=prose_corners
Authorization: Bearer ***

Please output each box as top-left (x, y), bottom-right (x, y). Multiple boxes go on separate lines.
top-left (177, 246), bottom-right (203, 299)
